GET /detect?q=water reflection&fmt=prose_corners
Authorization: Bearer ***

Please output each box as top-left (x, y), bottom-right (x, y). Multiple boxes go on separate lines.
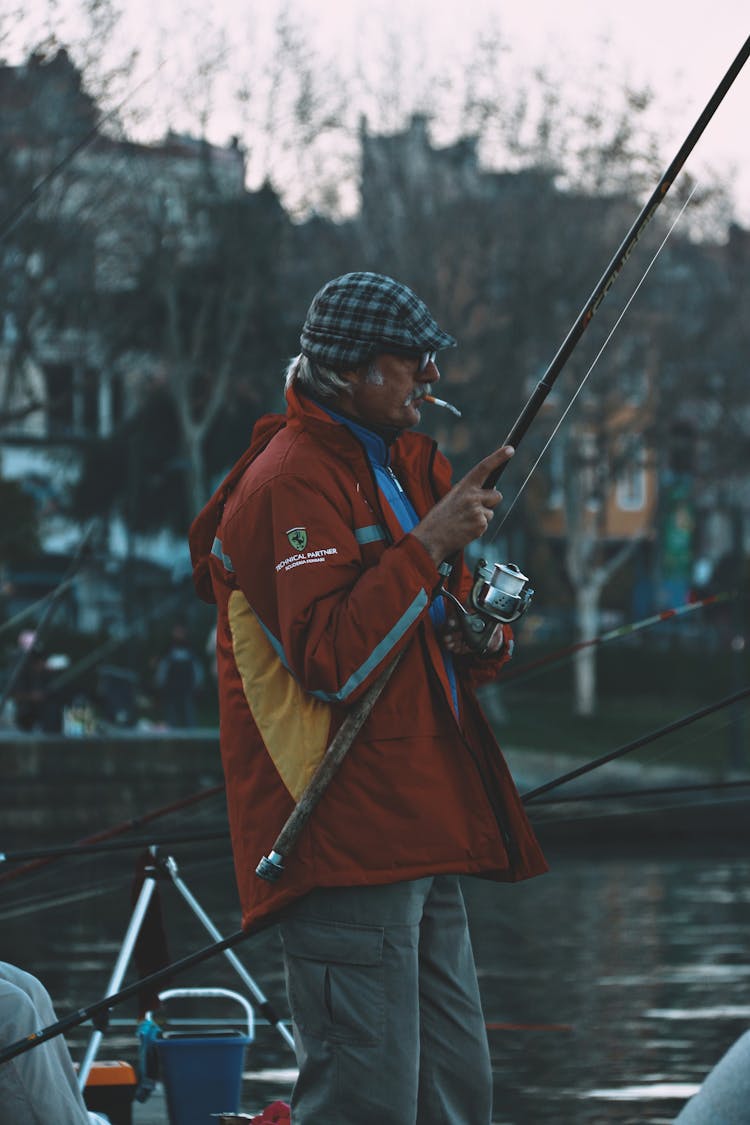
top-left (2, 840), bottom-right (749, 1124)
top-left (464, 851), bottom-right (750, 1123)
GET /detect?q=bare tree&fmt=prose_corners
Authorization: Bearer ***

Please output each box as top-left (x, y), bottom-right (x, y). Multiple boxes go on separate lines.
top-left (101, 177), bottom-right (289, 523)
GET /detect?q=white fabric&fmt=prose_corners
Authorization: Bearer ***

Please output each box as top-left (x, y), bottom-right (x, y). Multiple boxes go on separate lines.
top-left (674, 1030), bottom-right (750, 1123)
top-left (0, 961), bottom-right (97, 1125)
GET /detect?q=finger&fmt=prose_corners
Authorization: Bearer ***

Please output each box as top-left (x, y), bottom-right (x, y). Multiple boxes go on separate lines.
top-left (464, 445), bottom-right (514, 484)
top-left (483, 488), bottom-right (504, 510)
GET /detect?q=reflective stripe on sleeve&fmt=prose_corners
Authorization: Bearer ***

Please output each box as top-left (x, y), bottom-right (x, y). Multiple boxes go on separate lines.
top-left (212, 537), bottom-right (234, 572)
top-left (254, 588), bottom-right (429, 703)
top-left (354, 524), bottom-right (387, 544)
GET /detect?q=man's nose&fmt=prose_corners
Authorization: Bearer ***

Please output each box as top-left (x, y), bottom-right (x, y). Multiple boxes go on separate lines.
top-left (419, 358), bottom-right (440, 383)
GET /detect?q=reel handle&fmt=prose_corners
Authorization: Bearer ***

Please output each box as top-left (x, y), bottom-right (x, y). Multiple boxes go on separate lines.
top-left (441, 559), bottom-right (534, 655)
top-left (459, 611), bottom-right (501, 655)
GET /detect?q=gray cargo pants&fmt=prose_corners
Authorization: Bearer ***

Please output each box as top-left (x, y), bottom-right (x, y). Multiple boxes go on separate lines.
top-left (279, 874), bottom-right (492, 1125)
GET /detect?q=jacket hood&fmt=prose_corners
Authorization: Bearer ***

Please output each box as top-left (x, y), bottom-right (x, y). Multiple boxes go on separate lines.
top-left (188, 411), bottom-right (285, 603)
top-left (188, 386), bottom-right (351, 602)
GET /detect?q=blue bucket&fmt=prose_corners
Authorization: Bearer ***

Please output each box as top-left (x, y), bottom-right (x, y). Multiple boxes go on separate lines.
top-left (152, 988), bottom-right (254, 1125)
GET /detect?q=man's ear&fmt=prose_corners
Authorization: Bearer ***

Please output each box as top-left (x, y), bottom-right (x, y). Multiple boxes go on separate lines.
top-left (339, 367), bottom-right (364, 390)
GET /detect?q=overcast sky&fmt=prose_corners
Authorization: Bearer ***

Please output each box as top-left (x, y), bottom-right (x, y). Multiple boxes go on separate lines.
top-left (7, 1), bottom-right (750, 223)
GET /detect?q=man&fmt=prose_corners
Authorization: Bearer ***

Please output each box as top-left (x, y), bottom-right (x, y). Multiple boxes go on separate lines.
top-left (0, 963), bottom-right (109, 1125)
top-left (189, 272), bottom-right (547, 1124)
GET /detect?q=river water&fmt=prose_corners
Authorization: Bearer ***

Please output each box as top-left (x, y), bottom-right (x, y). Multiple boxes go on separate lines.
top-left (2, 829), bottom-right (749, 1124)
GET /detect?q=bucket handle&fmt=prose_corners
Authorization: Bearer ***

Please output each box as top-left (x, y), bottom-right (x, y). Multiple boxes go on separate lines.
top-left (156, 988), bottom-right (254, 1040)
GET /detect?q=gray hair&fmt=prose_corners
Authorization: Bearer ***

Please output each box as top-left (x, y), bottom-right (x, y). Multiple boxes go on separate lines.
top-left (284, 353), bottom-right (383, 399)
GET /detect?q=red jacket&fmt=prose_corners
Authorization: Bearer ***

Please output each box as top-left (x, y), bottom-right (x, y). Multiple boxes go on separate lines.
top-left (189, 387), bottom-right (547, 929)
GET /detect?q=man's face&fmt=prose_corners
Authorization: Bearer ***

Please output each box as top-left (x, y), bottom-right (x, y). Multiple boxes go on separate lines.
top-left (344, 353), bottom-right (440, 430)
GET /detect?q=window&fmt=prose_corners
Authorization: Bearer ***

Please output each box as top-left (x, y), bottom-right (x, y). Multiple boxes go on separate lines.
top-left (616, 436), bottom-right (646, 511)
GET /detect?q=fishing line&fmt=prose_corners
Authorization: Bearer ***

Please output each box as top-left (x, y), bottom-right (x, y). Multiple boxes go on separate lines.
top-left (500, 592), bottom-right (731, 686)
top-left (0, 783), bottom-right (225, 886)
top-left (628, 709), bottom-right (740, 772)
top-left (0, 523), bottom-right (96, 718)
top-left (530, 797), bottom-right (749, 839)
top-left (488, 185), bottom-right (697, 541)
top-left (0, 55), bottom-right (171, 243)
top-left (533, 786), bottom-right (750, 824)
top-left (531, 777), bottom-right (750, 806)
top-left (3, 37), bottom-right (749, 1075)
top-left (522, 685), bottom-right (750, 803)
top-left (47, 588), bottom-right (190, 694)
top-left (0, 877), bottom-right (131, 923)
top-left (0, 579), bottom-right (77, 640)
top-left (523, 709), bottom-right (737, 783)
top-left (0, 842), bottom-right (233, 928)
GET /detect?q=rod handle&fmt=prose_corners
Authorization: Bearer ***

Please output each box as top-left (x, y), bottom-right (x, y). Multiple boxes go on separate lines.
top-left (256, 654), bottom-right (403, 881)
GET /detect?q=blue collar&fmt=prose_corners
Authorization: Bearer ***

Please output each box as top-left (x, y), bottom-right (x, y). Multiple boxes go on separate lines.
top-left (318, 404), bottom-right (390, 467)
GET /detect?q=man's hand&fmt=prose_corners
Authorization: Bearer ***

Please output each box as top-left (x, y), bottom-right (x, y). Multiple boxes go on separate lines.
top-left (441, 616), bottom-right (505, 656)
top-left (411, 446), bottom-right (514, 565)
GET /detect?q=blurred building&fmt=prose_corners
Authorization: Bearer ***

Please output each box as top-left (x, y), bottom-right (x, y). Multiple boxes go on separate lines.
top-left (0, 49), bottom-right (247, 630)
top-left (1, 70), bottom-right (747, 642)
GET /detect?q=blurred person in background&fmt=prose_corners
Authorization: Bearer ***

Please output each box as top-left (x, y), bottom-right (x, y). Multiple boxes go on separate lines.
top-left (154, 624), bottom-right (205, 728)
top-left (11, 631), bottom-right (64, 734)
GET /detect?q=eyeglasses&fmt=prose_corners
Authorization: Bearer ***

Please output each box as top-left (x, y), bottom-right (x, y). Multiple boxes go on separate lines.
top-left (418, 351), bottom-right (437, 372)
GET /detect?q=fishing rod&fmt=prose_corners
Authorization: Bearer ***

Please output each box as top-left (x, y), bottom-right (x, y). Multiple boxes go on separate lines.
top-left (452, 39), bottom-right (750, 648)
top-left (0, 523), bottom-right (95, 719)
top-left (0, 783), bottom-right (224, 886)
top-left (46, 588), bottom-right (188, 695)
top-left (0, 827), bottom-right (229, 865)
top-left (522, 684), bottom-right (750, 803)
top-left (3, 685), bottom-right (748, 1068)
top-left (501, 592), bottom-right (732, 685)
top-left (0, 910), bottom-right (570, 1066)
top-left (4, 591), bottom-right (720, 872)
top-left (256, 35), bottom-right (750, 883)
top-left (10, 769), bottom-right (750, 864)
top-left (0, 58), bottom-right (168, 244)
top-left (482, 34), bottom-right (750, 487)
top-left (0, 925), bottom-right (255, 1067)
top-left (6, 592), bottom-right (727, 878)
top-left (0, 579), bottom-right (76, 640)
top-left (5, 40), bottom-right (749, 1069)
top-left (10, 773), bottom-right (750, 866)
top-left (7, 773), bottom-right (750, 868)
top-left (530, 777), bottom-right (750, 806)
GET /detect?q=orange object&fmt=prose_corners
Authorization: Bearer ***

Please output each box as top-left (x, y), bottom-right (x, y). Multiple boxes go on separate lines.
top-left (84, 1060), bottom-right (137, 1087)
top-left (83, 1060), bottom-right (137, 1125)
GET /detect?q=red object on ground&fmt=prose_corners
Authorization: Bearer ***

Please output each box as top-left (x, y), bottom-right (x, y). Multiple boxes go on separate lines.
top-left (251, 1102), bottom-right (291, 1124)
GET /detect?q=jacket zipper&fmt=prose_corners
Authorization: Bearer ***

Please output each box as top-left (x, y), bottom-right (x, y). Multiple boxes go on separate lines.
top-left (423, 443), bottom-right (518, 863)
top-left (360, 435), bottom-right (518, 865)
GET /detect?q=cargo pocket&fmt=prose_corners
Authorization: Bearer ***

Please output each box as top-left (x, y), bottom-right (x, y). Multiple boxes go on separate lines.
top-left (280, 918), bottom-right (384, 1045)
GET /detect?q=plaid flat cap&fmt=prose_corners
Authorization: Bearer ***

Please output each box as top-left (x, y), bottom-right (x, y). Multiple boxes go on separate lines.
top-left (300, 272), bottom-right (456, 369)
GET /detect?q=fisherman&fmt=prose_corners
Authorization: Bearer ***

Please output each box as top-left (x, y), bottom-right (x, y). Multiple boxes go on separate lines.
top-left (189, 271), bottom-right (547, 1124)
top-left (0, 962), bottom-right (110, 1124)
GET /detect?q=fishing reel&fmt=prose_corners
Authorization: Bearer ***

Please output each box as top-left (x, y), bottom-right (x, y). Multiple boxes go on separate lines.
top-left (443, 560), bottom-right (534, 654)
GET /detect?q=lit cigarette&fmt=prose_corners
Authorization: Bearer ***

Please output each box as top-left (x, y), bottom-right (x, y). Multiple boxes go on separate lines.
top-left (423, 395), bottom-right (462, 417)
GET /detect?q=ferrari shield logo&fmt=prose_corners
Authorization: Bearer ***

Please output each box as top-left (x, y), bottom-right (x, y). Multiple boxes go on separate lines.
top-left (287, 527), bottom-right (307, 552)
